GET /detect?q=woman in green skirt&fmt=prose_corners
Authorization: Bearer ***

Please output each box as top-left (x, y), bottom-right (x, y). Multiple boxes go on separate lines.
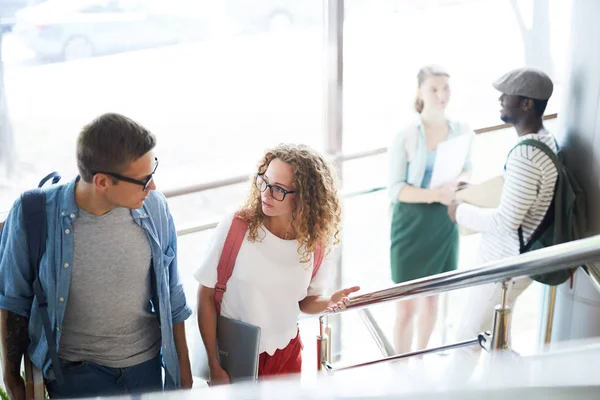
top-left (388, 65), bottom-right (474, 354)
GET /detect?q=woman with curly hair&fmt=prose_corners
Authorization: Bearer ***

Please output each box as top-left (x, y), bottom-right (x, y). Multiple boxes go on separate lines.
top-left (195, 144), bottom-right (360, 384)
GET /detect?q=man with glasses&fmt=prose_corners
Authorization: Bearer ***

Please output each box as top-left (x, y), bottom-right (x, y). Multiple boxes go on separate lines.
top-left (0, 113), bottom-right (193, 398)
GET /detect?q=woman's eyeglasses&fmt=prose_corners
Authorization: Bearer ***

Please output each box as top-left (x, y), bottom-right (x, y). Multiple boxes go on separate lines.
top-left (255, 174), bottom-right (295, 201)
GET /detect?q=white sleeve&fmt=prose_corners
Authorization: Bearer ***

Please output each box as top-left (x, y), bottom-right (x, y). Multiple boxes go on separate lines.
top-left (456, 150), bottom-right (540, 234)
top-left (459, 122), bottom-right (475, 171)
top-left (306, 248), bottom-right (336, 297)
top-left (388, 130), bottom-right (409, 203)
top-left (193, 213), bottom-right (235, 289)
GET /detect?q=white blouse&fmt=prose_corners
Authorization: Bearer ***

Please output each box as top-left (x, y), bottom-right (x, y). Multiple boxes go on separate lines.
top-left (194, 213), bottom-right (332, 355)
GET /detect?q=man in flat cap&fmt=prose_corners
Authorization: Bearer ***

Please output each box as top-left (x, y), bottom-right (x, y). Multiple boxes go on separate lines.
top-left (447, 67), bottom-right (559, 379)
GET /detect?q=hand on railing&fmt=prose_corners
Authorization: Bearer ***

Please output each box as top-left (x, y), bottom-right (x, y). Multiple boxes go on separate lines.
top-left (326, 286), bottom-right (361, 313)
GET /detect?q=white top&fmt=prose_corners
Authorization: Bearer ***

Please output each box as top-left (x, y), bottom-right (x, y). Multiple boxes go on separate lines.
top-left (456, 130), bottom-right (558, 265)
top-left (194, 213), bottom-right (332, 355)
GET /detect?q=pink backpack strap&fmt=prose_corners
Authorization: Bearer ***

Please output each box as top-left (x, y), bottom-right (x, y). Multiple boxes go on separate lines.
top-left (214, 212), bottom-right (248, 314)
top-left (312, 244), bottom-right (325, 279)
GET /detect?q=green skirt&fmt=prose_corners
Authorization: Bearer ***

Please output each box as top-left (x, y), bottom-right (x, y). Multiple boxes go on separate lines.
top-left (390, 202), bottom-right (459, 284)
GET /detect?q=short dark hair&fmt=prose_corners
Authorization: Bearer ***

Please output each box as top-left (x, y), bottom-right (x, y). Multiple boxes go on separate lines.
top-left (519, 96), bottom-right (548, 117)
top-left (77, 113), bottom-right (156, 183)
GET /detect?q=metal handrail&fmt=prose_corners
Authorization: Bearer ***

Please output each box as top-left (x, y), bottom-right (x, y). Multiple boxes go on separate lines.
top-left (335, 113), bottom-right (558, 164)
top-left (163, 174), bottom-right (249, 199)
top-left (317, 235), bottom-right (600, 372)
top-left (330, 337), bottom-right (480, 372)
top-left (0, 113), bottom-right (559, 223)
top-left (176, 222), bottom-right (219, 237)
top-left (0, 186), bottom-right (387, 236)
top-left (321, 235), bottom-right (600, 318)
top-left (159, 113), bottom-right (558, 200)
top-left (174, 185), bottom-right (388, 236)
top-left (357, 309), bottom-right (396, 358)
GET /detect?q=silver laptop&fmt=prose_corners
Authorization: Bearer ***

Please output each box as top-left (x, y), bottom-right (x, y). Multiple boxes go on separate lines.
top-left (217, 315), bottom-right (261, 383)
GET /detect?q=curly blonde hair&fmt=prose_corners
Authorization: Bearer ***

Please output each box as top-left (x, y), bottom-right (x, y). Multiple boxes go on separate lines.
top-left (238, 144), bottom-right (342, 263)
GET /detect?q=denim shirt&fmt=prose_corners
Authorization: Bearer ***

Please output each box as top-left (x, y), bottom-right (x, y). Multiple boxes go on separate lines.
top-left (0, 178), bottom-right (192, 390)
top-left (388, 118), bottom-right (474, 203)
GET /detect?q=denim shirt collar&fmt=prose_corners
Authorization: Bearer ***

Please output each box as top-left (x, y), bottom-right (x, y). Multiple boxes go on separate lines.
top-left (57, 177), bottom-right (80, 218)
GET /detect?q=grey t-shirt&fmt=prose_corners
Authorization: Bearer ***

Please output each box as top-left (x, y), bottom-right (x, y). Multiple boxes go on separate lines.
top-left (58, 207), bottom-right (161, 368)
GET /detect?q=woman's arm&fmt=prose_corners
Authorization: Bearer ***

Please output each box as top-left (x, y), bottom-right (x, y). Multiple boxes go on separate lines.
top-left (388, 131), bottom-right (411, 202)
top-left (388, 129), bottom-right (456, 205)
top-left (397, 184), bottom-right (442, 204)
top-left (399, 182), bottom-right (458, 205)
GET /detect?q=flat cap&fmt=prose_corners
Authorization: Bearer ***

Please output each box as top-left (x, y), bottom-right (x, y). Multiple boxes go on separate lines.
top-left (493, 67), bottom-right (553, 100)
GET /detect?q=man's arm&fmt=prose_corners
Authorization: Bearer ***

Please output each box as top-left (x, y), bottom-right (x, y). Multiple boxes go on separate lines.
top-left (172, 321), bottom-right (192, 389)
top-left (162, 202), bottom-right (193, 388)
top-left (0, 200), bottom-right (36, 400)
top-left (454, 152), bottom-right (539, 234)
top-left (197, 285), bottom-right (229, 385)
top-left (165, 207), bottom-right (192, 325)
top-left (1, 309), bottom-right (29, 400)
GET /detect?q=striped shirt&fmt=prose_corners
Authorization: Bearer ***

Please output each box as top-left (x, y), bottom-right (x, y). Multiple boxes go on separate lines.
top-left (456, 129), bottom-right (558, 265)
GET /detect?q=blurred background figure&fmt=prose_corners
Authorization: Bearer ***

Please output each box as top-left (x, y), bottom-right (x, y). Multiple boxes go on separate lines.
top-left (387, 65), bottom-right (474, 355)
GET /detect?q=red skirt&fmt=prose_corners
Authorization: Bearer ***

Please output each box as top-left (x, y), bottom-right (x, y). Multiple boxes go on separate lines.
top-left (258, 331), bottom-right (303, 377)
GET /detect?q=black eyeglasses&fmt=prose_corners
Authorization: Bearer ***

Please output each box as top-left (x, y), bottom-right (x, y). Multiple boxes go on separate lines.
top-left (94, 157), bottom-right (159, 191)
top-left (255, 174), bottom-right (296, 202)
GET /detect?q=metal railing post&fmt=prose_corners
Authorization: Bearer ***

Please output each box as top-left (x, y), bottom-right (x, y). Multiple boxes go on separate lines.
top-left (544, 286), bottom-right (558, 344)
top-left (491, 280), bottom-right (513, 353)
top-left (317, 316), bottom-right (324, 371)
top-left (317, 316), bottom-right (332, 371)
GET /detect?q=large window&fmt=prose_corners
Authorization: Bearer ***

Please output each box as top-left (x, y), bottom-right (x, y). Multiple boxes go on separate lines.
top-left (338, 0), bottom-right (572, 366)
top-left (0, 0), bottom-right (326, 214)
top-left (343, 0), bottom-right (572, 153)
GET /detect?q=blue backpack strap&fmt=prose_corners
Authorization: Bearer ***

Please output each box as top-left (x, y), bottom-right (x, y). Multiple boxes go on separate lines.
top-left (38, 172), bottom-right (61, 188)
top-left (21, 189), bottom-right (64, 385)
